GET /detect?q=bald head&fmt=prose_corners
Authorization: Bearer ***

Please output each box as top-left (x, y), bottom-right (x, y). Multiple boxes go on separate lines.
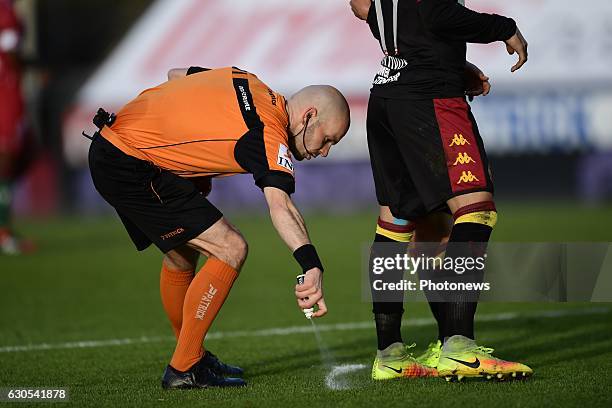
top-left (286, 85), bottom-right (350, 161)
top-left (289, 85), bottom-right (350, 136)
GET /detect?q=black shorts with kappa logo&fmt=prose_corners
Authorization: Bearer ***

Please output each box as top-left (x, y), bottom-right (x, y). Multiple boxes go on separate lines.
top-left (367, 95), bottom-right (494, 220)
top-left (88, 134), bottom-right (222, 253)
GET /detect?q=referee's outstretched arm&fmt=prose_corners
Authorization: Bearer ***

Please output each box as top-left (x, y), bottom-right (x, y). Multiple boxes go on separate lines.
top-left (263, 186), bottom-right (328, 318)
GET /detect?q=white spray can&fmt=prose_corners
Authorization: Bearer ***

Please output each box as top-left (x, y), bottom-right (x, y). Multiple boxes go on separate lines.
top-left (296, 274), bottom-right (314, 319)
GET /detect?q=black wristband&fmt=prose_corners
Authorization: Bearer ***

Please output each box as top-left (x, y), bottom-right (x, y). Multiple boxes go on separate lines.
top-left (293, 244), bottom-right (324, 273)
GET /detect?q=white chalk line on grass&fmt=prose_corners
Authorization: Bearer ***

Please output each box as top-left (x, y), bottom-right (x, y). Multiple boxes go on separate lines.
top-left (0, 307), bottom-right (608, 354)
top-left (325, 364), bottom-right (368, 391)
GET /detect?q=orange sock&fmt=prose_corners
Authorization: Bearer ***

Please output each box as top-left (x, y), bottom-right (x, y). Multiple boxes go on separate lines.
top-left (170, 257), bottom-right (238, 371)
top-left (160, 263), bottom-right (195, 339)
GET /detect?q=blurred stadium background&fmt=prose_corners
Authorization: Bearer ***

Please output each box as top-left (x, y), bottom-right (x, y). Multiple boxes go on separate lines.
top-left (10, 0), bottom-right (612, 217)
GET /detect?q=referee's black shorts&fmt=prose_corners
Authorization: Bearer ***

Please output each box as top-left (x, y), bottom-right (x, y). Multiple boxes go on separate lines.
top-left (367, 95), bottom-right (494, 221)
top-left (88, 134), bottom-right (222, 253)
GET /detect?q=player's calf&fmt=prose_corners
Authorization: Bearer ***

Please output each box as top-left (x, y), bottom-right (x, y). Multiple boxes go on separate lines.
top-left (435, 198), bottom-right (497, 340)
top-left (369, 210), bottom-right (436, 379)
top-left (164, 245), bottom-right (200, 271)
top-left (370, 210), bottom-right (415, 351)
top-left (160, 246), bottom-right (199, 339)
top-left (167, 219), bottom-right (246, 376)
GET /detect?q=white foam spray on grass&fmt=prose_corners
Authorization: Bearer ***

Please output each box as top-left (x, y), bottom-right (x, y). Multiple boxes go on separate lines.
top-left (325, 364), bottom-right (368, 390)
top-left (309, 319), bottom-right (368, 391)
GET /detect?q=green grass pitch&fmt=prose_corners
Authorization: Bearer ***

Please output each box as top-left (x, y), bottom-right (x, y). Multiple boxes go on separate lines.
top-left (1, 202), bottom-right (612, 407)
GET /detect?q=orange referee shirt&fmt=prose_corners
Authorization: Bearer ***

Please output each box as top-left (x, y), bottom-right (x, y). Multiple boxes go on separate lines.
top-left (101, 66), bottom-right (295, 194)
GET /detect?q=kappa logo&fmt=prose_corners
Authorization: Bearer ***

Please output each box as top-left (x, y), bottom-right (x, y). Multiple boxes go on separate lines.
top-left (195, 284), bottom-right (218, 320)
top-left (277, 144), bottom-right (294, 172)
top-left (449, 134), bottom-right (471, 147)
top-left (453, 152), bottom-right (476, 166)
top-left (457, 171), bottom-right (480, 184)
top-left (160, 228), bottom-right (185, 240)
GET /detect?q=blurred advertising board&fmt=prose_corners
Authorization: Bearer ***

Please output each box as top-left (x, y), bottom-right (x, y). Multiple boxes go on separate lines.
top-left (63, 0), bottom-right (612, 166)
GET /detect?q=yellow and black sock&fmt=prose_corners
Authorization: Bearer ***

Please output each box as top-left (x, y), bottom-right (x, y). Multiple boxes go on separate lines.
top-left (439, 201), bottom-right (497, 341)
top-left (371, 218), bottom-right (415, 350)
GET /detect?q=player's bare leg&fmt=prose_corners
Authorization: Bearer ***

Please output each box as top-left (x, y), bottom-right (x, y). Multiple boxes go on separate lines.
top-left (446, 191), bottom-right (493, 214)
top-left (185, 218), bottom-right (248, 270)
top-left (161, 217), bottom-right (247, 389)
top-left (164, 245), bottom-right (200, 271)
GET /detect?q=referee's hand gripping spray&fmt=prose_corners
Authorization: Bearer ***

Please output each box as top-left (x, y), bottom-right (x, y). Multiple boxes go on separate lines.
top-left (293, 243), bottom-right (326, 319)
top-left (296, 272), bottom-right (337, 375)
top-left (293, 247), bottom-right (340, 378)
top-left (296, 274), bottom-right (315, 319)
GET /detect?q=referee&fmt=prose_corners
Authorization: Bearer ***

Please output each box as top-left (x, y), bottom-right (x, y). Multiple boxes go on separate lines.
top-left (88, 66), bottom-right (350, 388)
top-left (350, 0), bottom-right (532, 381)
